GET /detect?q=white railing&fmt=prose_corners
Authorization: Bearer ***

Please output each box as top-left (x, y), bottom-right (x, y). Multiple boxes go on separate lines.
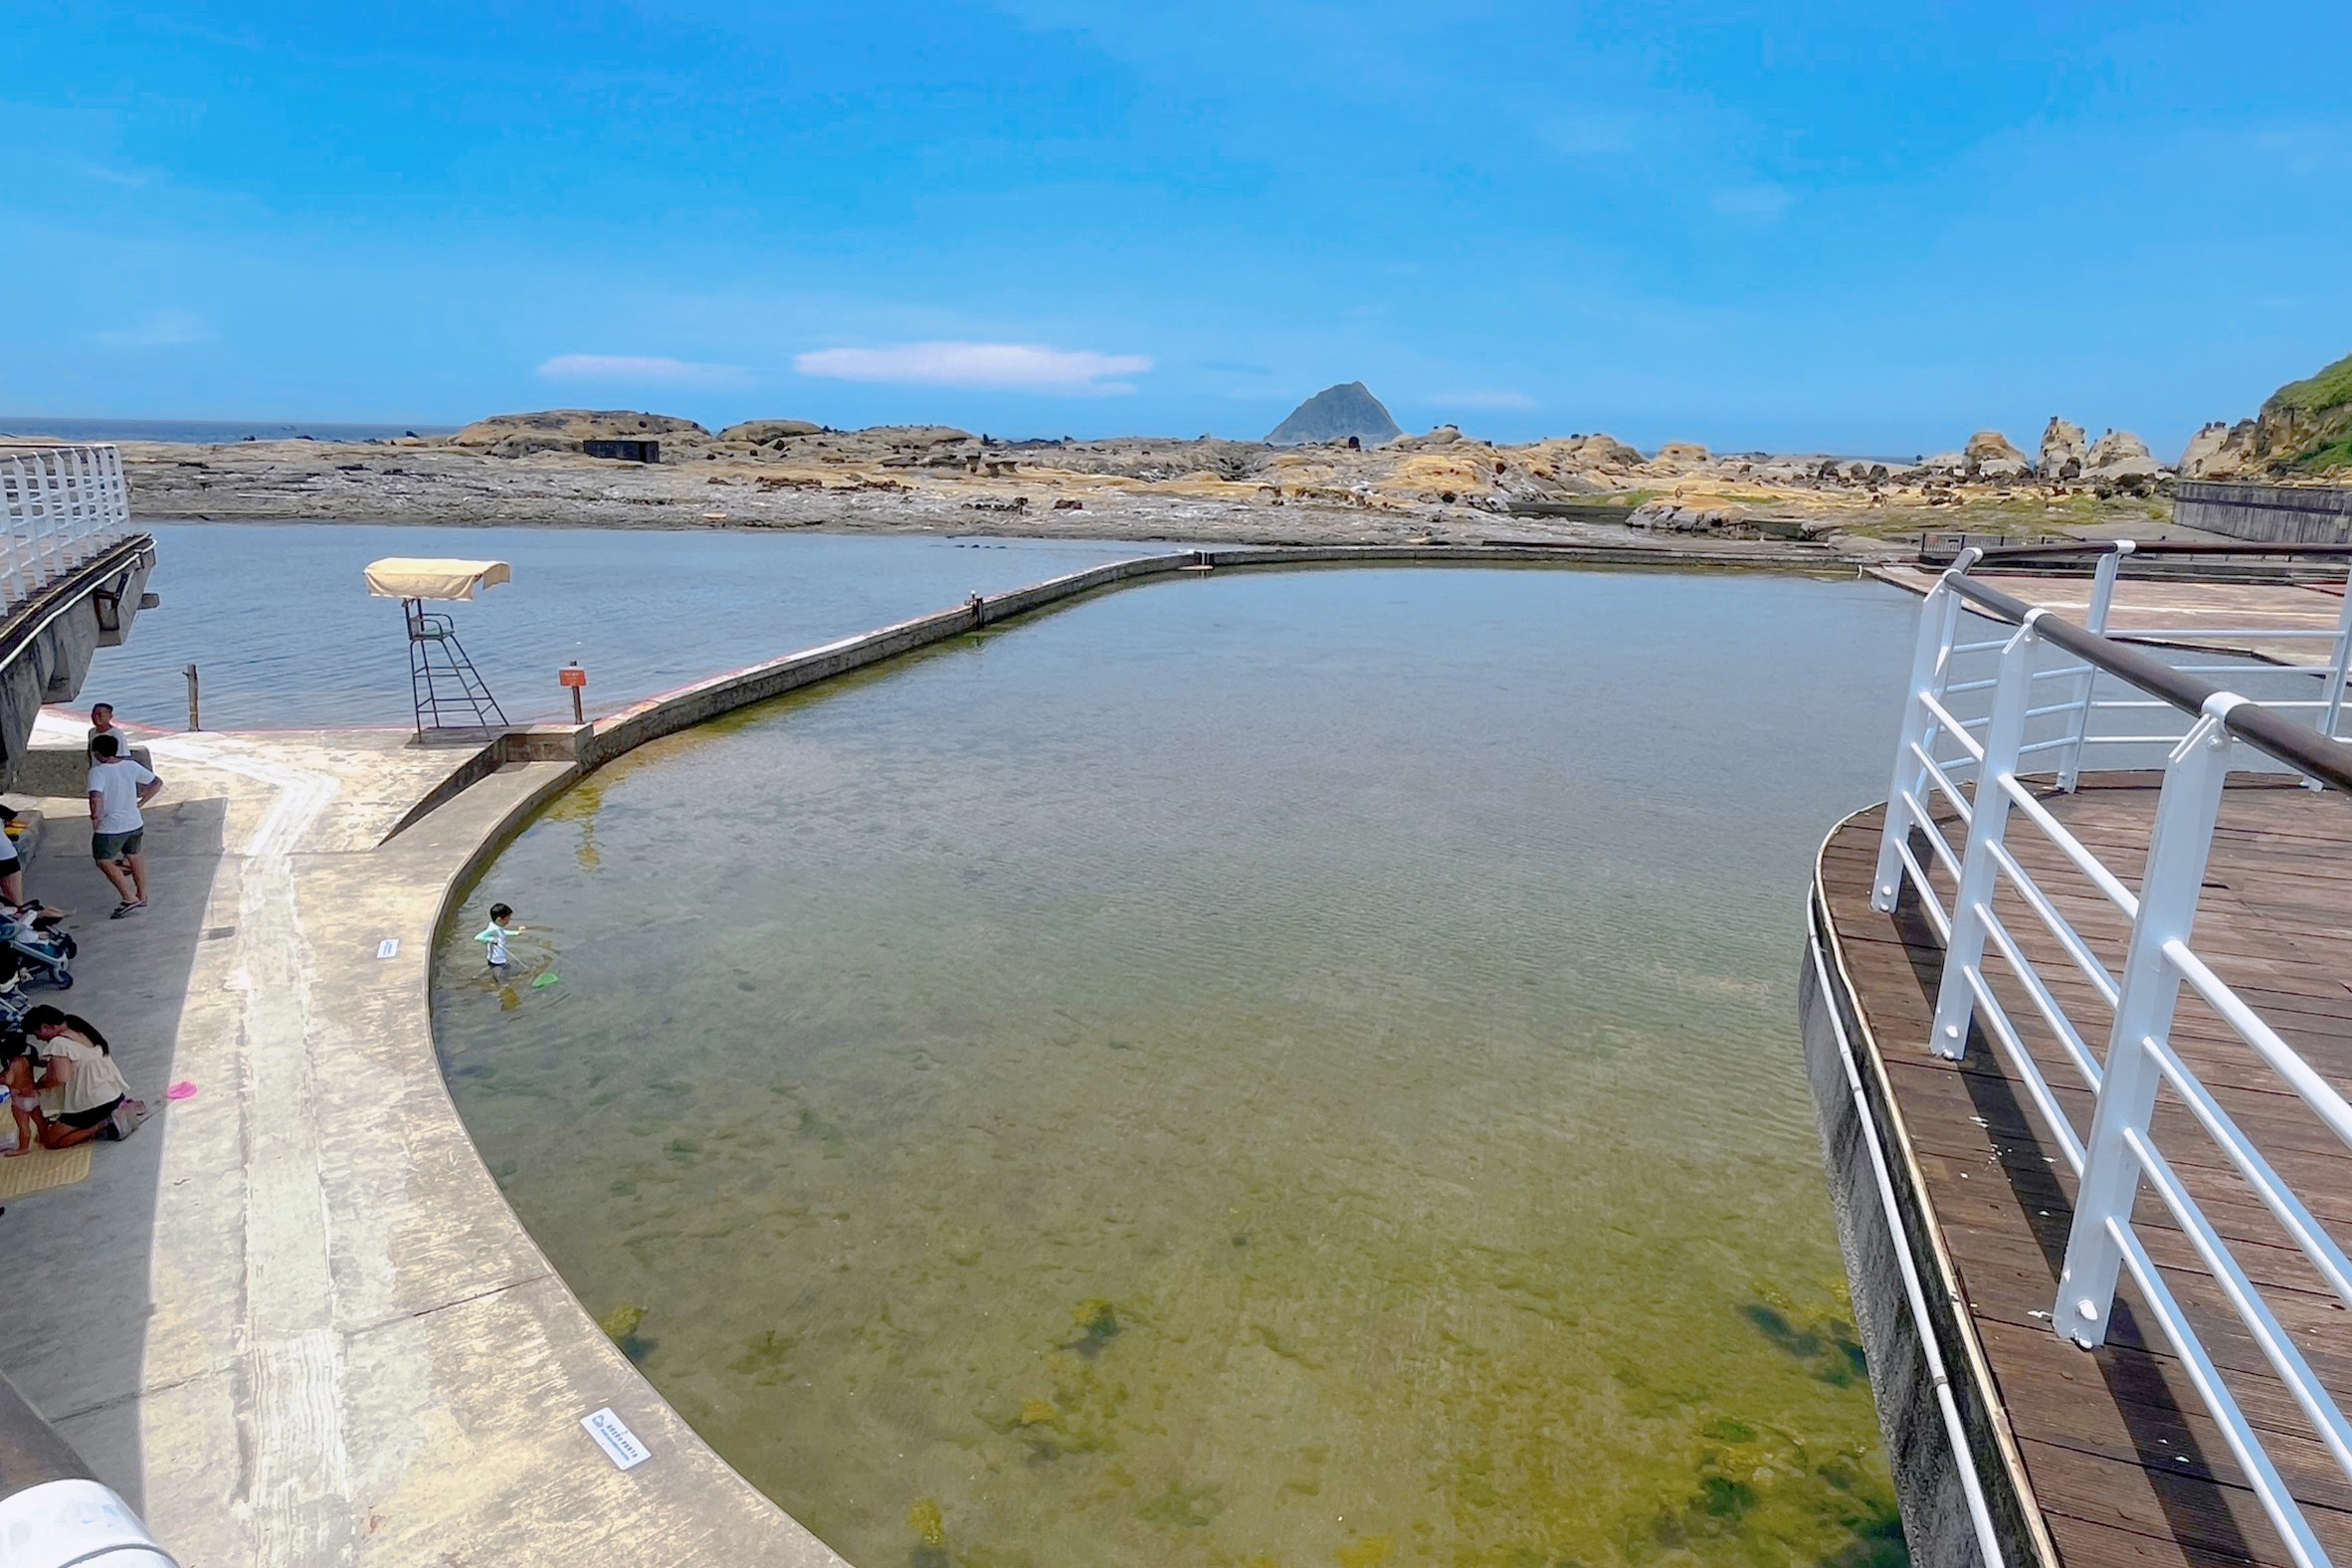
top-left (1873, 544), bottom-right (2352, 1568)
top-left (0, 443), bottom-right (135, 616)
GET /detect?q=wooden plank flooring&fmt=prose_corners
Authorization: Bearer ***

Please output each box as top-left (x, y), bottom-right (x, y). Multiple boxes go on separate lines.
top-left (1820, 778), bottom-right (2352, 1567)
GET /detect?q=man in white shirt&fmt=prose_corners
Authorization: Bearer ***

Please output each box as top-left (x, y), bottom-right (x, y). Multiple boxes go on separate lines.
top-left (87, 733), bottom-right (164, 918)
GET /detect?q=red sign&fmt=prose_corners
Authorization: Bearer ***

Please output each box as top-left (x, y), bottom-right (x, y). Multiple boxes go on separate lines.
top-left (559, 667), bottom-right (588, 688)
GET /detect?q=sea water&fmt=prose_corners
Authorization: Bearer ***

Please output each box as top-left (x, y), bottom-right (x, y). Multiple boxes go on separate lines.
top-left (434, 566), bottom-right (1919, 1567)
top-left (82, 523), bottom-right (1158, 730)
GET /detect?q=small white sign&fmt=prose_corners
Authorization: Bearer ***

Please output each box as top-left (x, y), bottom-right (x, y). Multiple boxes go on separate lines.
top-left (376, 938), bottom-right (400, 959)
top-left (581, 1407), bottom-right (651, 1471)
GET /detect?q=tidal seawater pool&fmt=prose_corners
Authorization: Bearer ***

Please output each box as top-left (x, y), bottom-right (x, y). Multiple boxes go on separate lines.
top-left (435, 566), bottom-right (1918, 1567)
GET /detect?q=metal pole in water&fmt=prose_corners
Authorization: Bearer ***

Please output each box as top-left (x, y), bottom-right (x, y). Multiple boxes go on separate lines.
top-left (561, 661), bottom-right (587, 725)
top-left (182, 664), bottom-right (200, 731)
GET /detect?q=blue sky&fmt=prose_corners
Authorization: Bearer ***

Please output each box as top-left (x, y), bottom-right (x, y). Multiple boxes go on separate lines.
top-left (6, 1), bottom-right (2352, 457)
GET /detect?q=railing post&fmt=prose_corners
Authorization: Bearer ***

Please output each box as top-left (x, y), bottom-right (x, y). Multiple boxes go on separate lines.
top-left (41, 451), bottom-right (69, 587)
top-left (0, 457), bottom-right (20, 606)
top-left (106, 446), bottom-right (132, 538)
top-left (2054, 696), bottom-right (2238, 1348)
top-left (2058, 541), bottom-right (2130, 792)
top-left (61, 448), bottom-right (90, 571)
top-left (1927, 615), bottom-right (2043, 1059)
top-left (1872, 550), bottom-right (1981, 913)
top-left (2309, 556), bottom-right (2352, 773)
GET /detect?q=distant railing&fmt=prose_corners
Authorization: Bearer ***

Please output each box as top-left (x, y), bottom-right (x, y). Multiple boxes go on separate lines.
top-left (1873, 542), bottom-right (2352, 1568)
top-left (0, 443), bottom-right (135, 614)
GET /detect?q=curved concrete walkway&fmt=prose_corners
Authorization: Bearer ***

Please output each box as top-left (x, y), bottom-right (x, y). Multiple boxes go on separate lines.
top-left (4, 716), bottom-right (838, 1566)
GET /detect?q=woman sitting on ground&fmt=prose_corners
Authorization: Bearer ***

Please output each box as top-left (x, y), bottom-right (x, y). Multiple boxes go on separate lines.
top-left (24, 1006), bottom-right (137, 1147)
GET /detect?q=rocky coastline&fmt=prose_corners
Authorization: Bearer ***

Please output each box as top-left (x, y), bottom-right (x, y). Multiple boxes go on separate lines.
top-left (24, 348), bottom-right (2349, 551)
top-left (75, 410), bottom-right (2170, 555)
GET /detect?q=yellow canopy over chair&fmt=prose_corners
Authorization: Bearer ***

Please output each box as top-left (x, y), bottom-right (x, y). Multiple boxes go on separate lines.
top-left (362, 558), bottom-right (513, 602)
top-left (364, 557), bottom-right (512, 733)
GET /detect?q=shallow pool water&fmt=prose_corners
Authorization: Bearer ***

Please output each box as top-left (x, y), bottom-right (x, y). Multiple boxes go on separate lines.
top-left (435, 566), bottom-right (1918, 1567)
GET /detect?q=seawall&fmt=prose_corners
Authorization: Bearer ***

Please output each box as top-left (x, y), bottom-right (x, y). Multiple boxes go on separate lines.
top-left (2174, 481), bottom-right (2352, 544)
top-left (1799, 828), bottom-right (2051, 1567)
top-left (450, 541), bottom-right (1849, 786)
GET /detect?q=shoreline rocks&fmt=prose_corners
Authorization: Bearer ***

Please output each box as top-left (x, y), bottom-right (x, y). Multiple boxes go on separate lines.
top-left (20, 400), bottom-right (2208, 552)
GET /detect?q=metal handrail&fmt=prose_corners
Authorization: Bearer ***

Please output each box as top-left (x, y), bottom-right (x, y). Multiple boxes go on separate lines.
top-left (1941, 571), bottom-right (2352, 792)
top-left (1873, 544), bottom-right (2352, 1568)
top-left (1975, 539), bottom-right (2352, 562)
top-left (0, 444), bottom-right (135, 618)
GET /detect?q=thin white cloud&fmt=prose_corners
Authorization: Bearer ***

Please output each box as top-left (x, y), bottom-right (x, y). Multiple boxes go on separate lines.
top-left (1434, 390), bottom-right (1539, 411)
top-left (93, 311), bottom-right (213, 349)
top-left (1529, 108), bottom-right (1643, 159)
top-left (79, 162), bottom-right (151, 188)
top-left (1709, 183), bottom-right (1793, 222)
top-left (795, 341), bottom-right (1151, 394)
top-left (537, 353), bottom-right (745, 385)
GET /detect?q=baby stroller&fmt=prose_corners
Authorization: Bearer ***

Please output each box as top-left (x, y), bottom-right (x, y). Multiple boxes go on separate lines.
top-left (0, 952), bottom-right (33, 1026)
top-left (0, 905), bottom-right (74, 990)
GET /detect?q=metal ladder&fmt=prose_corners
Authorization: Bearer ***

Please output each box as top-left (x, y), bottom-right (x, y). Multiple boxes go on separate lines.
top-left (402, 598), bottom-right (507, 732)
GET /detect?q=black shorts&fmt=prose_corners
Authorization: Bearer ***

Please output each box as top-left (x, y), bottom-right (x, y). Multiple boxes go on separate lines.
top-left (54, 1096), bottom-right (122, 1131)
top-left (93, 830), bottom-right (143, 863)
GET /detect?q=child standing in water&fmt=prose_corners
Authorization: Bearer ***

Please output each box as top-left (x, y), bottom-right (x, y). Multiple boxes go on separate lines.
top-left (476, 902), bottom-right (522, 973)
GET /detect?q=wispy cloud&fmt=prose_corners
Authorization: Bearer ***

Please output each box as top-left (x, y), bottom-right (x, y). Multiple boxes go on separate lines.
top-left (93, 311), bottom-right (213, 349)
top-left (1433, 390), bottom-right (1538, 411)
top-left (1528, 108), bottom-right (1644, 159)
top-left (794, 341), bottom-right (1152, 394)
top-left (537, 353), bottom-right (745, 385)
top-left (2243, 124), bottom-right (2352, 176)
top-left (80, 162), bottom-right (151, 188)
top-left (1709, 183), bottom-right (1793, 222)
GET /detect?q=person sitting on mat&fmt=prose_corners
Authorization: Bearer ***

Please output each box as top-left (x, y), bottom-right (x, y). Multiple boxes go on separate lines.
top-left (25, 1007), bottom-right (141, 1147)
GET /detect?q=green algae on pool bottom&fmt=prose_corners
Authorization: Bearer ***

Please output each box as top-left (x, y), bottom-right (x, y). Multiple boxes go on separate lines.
top-left (432, 568), bottom-right (1920, 1566)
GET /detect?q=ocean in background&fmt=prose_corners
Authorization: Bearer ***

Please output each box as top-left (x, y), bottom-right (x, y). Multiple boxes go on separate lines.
top-left (0, 418), bottom-right (456, 444)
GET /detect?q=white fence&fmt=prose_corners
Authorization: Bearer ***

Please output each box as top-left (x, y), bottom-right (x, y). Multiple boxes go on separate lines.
top-left (1874, 545), bottom-right (2352, 1567)
top-left (0, 444), bottom-right (135, 615)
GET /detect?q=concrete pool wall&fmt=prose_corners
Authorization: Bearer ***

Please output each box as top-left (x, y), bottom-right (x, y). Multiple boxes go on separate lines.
top-left (419, 539), bottom-right (1847, 784)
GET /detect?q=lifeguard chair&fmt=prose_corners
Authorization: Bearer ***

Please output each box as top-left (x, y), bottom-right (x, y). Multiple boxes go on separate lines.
top-left (363, 557), bottom-right (511, 734)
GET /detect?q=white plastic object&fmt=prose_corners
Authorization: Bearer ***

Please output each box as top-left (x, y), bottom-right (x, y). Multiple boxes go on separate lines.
top-left (0, 1477), bottom-right (177, 1566)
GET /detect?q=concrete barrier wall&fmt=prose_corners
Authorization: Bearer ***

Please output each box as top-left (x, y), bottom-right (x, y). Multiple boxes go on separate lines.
top-left (2176, 482), bottom-right (2352, 544)
top-left (397, 541), bottom-right (1855, 853)
top-left (572, 551), bottom-right (1202, 772)
top-left (14, 743), bottom-right (153, 799)
top-left (0, 539), bottom-right (156, 795)
top-left (448, 541), bottom-right (1845, 800)
top-left (1800, 870), bottom-right (2051, 1568)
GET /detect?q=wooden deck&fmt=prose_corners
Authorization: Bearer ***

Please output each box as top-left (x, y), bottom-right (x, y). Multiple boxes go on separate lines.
top-left (1815, 777), bottom-right (2352, 1567)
